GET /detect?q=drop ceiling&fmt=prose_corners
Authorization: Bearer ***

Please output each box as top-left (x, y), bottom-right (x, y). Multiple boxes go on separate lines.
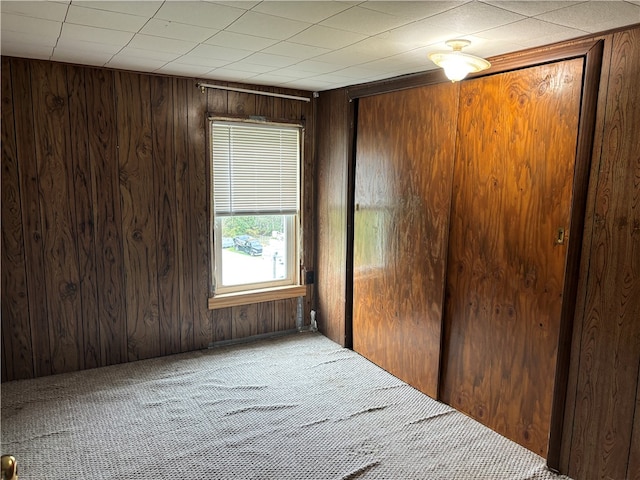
top-left (1, 1), bottom-right (639, 92)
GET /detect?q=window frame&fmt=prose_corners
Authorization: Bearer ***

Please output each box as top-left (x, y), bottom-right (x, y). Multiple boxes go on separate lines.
top-left (207, 115), bottom-right (305, 308)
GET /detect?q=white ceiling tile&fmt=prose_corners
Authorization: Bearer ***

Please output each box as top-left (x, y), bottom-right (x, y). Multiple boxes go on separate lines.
top-left (226, 11), bottom-right (311, 40)
top-left (360, 1), bottom-right (466, 20)
top-left (278, 60), bottom-right (341, 74)
top-left (204, 31), bottom-right (279, 51)
top-left (422, 2), bottom-right (526, 33)
top-left (1, 12), bottom-right (61, 37)
top-left (222, 62), bottom-right (276, 74)
top-left (1, 41), bottom-right (53, 59)
top-left (238, 52), bottom-right (299, 68)
top-left (475, 18), bottom-right (587, 45)
top-left (172, 55), bottom-right (229, 68)
top-left (128, 34), bottom-right (197, 55)
top-left (118, 46), bottom-right (179, 62)
top-left (252, 1), bottom-right (353, 23)
top-left (1, 29), bottom-right (58, 48)
top-left (204, 1), bottom-right (259, 8)
top-left (155, 62), bottom-right (213, 76)
top-left (535, 1), bottom-right (640, 32)
top-left (72, 1), bottom-right (162, 17)
top-left (320, 6), bottom-right (414, 35)
top-left (282, 77), bottom-right (337, 89)
top-left (66, 5), bottom-right (148, 32)
top-left (261, 42), bottom-right (331, 59)
top-left (106, 54), bottom-right (168, 70)
top-left (332, 65), bottom-right (382, 78)
top-left (287, 25), bottom-right (366, 49)
top-left (481, 1), bottom-right (587, 17)
top-left (343, 36), bottom-right (417, 58)
top-left (377, 18), bottom-right (462, 48)
top-left (204, 68), bottom-right (258, 81)
top-left (154, 2), bottom-right (245, 30)
top-left (60, 23), bottom-right (134, 46)
top-left (140, 19), bottom-right (219, 43)
top-left (249, 72), bottom-right (302, 85)
top-left (189, 44), bottom-right (252, 62)
top-left (0, 1), bottom-right (68, 21)
top-left (51, 48), bottom-right (112, 65)
top-left (55, 37), bottom-right (123, 54)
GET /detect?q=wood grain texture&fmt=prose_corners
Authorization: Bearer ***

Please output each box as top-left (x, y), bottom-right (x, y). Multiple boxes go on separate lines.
top-left (629, 372), bottom-right (640, 480)
top-left (66, 64), bottom-right (101, 370)
top-left (441, 60), bottom-right (584, 457)
top-left (85, 66), bottom-right (128, 366)
top-left (31, 61), bottom-right (83, 374)
top-left (1, 57), bottom-right (316, 380)
top-left (115, 71), bottom-right (160, 361)
top-left (1, 57), bottom-right (34, 380)
top-left (565, 27), bottom-right (640, 480)
top-left (150, 75), bottom-right (180, 356)
top-left (353, 83), bottom-right (459, 398)
top-left (315, 88), bottom-right (350, 346)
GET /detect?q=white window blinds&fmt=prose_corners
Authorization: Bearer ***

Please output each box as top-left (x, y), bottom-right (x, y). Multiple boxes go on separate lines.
top-left (212, 121), bottom-right (300, 216)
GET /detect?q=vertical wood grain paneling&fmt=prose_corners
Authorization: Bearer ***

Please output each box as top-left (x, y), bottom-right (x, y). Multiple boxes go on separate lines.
top-left (151, 76), bottom-right (180, 356)
top-left (353, 83), bottom-right (459, 398)
top-left (629, 377), bottom-right (640, 480)
top-left (67, 65), bottom-right (100, 369)
top-left (316, 88), bottom-right (350, 345)
top-left (565, 28), bottom-right (640, 480)
top-left (1, 57), bottom-right (34, 380)
top-left (85, 67), bottom-right (128, 366)
top-left (31, 61), bottom-right (83, 374)
top-left (187, 82), bottom-right (212, 350)
top-left (115, 71), bottom-right (160, 361)
top-left (441, 60), bottom-right (584, 456)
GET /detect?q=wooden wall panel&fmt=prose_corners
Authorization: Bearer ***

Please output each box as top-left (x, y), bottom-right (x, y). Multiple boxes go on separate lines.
top-left (353, 83), bottom-right (459, 397)
top-left (85, 67), bottom-right (128, 366)
top-left (1, 57), bottom-right (315, 380)
top-left (441, 60), bottom-right (584, 456)
top-left (1, 57), bottom-right (33, 380)
top-left (563, 27), bottom-right (640, 480)
top-left (31, 61), bottom-right (84, 374)
top-left (315, 88), bottom-right (350, 346)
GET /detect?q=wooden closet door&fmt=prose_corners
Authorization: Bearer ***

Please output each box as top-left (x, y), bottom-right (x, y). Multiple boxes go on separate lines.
top-left (353, 83), bottom-right (459, 397)
top-left (440, 59), bottom-right (584, 457)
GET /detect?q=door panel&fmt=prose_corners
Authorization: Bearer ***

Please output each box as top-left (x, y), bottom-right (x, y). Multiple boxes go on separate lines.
top-left (353, 83), bottom-right (459, 397)
top-left (440, 59), bottom-right (584, 457)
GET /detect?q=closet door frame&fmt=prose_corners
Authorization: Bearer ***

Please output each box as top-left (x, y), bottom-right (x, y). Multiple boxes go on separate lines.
top-left (347, 38), bottom-right (604, 470)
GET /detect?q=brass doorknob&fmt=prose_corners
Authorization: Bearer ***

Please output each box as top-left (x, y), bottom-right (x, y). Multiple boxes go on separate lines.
top-left (1, 455), bottom-right (17, 480)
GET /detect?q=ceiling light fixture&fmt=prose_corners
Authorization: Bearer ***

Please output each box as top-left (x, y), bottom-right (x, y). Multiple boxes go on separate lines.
top-left (428, 39), bottom-right (491, 82)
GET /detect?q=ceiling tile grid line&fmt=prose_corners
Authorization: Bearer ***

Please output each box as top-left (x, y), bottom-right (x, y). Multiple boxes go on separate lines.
top-left (1, 1), bottom-right (639, 91)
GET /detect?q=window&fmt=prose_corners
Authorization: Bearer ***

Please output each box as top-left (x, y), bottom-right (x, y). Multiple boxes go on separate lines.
top-left (210, 119), bottom-right (303, 301)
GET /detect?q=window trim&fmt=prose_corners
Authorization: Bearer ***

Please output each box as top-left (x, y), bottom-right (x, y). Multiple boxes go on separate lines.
top-left (207, 115), bottom-right (305, 306)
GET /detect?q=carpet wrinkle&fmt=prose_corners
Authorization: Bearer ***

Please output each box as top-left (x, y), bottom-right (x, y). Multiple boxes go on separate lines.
top-left (1, 332), bottom-right (574, 480)
top-left (340, 461), bottom-right (381, 479)
top-left (404, 409), bottom-right (457, 425)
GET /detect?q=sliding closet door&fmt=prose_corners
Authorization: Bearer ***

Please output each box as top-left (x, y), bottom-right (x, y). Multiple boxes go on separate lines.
top-left (440, 59), bottom-right (584, 456)
top-left (352, 83), bottom-right (458, 397)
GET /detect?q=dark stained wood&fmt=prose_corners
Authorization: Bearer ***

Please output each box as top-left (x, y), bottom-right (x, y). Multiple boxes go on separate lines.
top-left (188, 80), bottom-right (212, 349)
top-left (441, 60), bottom-right (584, 457)
top-left (1, 57), bottom-right (316, 380)
top-left (1, 57), bottom-right (34, 380)
top-left (353, 82), bottom-right (459, 398)
top-left (66, 64), bottom-right (100, 370)
top-left (228, 86), bottom-right (256, 116)
top-left (85, 67), bottom-right (128, 366)
top-left (301, 97), bottom-right (315, 327)
top-left (151, 76), bottom-right (181, 357)
top-left (115, 71), bottom-right (160, 361)
top-left (547, 39), bottom-right (604, 470)
top-left (31, 61), bottom-right (83, 375)
top-left (629, 377), bottom-right (640, 480)
top-left (563, 27), bottom-right (640, 480)
top-left (11, 59), bottom-right (52, 377)
top-left (175, 77), bottom-right (195, 352)
top-left (315, 88), bottom-right (350, 346)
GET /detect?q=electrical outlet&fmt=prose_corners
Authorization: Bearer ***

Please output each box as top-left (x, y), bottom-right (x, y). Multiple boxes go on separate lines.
top-left (305, 270), bottom-right (315, 284)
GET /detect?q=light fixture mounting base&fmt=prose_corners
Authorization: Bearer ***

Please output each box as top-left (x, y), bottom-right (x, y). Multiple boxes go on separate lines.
top-left (445, 39), bottom-right (471, 51)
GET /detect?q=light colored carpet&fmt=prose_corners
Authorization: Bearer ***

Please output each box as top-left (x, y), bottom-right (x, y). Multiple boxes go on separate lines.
top-left (1, 332), bottom-right (572, 479)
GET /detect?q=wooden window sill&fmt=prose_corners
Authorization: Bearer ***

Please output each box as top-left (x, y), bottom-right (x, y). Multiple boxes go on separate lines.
top-left (208, 285), bottom-right (307, 310)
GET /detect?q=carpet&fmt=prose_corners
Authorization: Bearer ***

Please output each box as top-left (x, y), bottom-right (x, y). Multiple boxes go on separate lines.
top-left (1, 332), bottom-right (572, 479)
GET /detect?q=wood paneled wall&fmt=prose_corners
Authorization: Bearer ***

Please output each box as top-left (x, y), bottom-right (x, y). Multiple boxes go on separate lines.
top-left (1, 57), bottom-right (315, 381)
top-left (315, 24), bottom-right (640, 480)
top-left (560, 27), bottom-right (640, 480)
top-left (315, 88), bottom-right (351, 346)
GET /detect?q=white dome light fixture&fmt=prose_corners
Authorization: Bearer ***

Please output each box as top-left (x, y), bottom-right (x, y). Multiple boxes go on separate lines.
top-left (428, 39), bottom-right (491, 82)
